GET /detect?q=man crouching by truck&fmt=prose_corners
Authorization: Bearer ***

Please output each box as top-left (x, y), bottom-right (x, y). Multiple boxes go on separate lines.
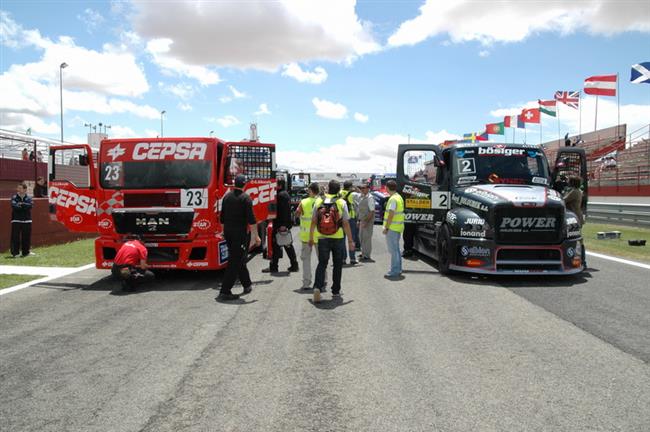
top-left (111, 236), bottom-right (154, 292)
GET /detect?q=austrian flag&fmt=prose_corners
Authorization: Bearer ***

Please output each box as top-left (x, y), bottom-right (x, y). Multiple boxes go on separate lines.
top-left (584, 74), bottom-right (617, 96)
top-left (520, 108), bottom-right (540, 124)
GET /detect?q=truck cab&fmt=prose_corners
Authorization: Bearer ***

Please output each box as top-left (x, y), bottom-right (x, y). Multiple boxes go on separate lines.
top-left (397, 143), bottom-right (588, 275)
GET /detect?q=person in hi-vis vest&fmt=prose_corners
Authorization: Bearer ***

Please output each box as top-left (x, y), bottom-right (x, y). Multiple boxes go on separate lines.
top-left (382, 180), bottom-right (405, 279)
top-left (295, 182), bottom-right (327, 290)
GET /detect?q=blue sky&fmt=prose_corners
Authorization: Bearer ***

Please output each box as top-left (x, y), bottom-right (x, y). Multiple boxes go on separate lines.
top-left (1, 0), bottom-right (649, 171)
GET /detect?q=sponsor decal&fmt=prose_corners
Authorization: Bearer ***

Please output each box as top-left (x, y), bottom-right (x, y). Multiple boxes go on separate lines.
top-left (532, 176), bottom-right (548, 185)
top-left (456, 150), bottom-right (476, 157)
top-left (193, 219), bottom-right (211, 230)
top-left (246, 182), bottom-right (277, 206)
top-left (478, 147), bottom-right (527, 157)
top-left (131, 142), bottom-right (207, 161)
top-left (402, 184), bottom-right (429, 199)
top-left (452, 194), bottom-right (488, 212)
top-left (566, 247), bottom-right (575, 258)
top-left (101, 261), bottom-right (112, 268)
top-left (49, 186), bottom-right (97, 215)
top-left (446, 212), bottom-right (457, 225)
top-left (406, 198), bottom-right (432, 209)
top-left (405, 213), bottom-right (435, 222)
top-left (70, 214), bottom-right (83, 224)
top-left (218, 240), bottom-right (229, 265)
top-left (457, 176), bottom-right (477, 184)
top-left (566, 216), bottom-right (578, 225)
top-left (459, 229), bottom-right (486, 238)
top-left (152, 264), bottom-right (178, 269)
top-left (567, 230), bottom-right (581, 237)
top-left (187, 261), bottom-right (209, 268)
top-left (460, 245), bottom-right (490, 257)
top-left (464, 187), bottom-right (500, 202)
top-left (547, 190), bottom-right (563, 201)
top-left (499, 217), bottom-right (556, 232)
top-left (98, 218), bottom-right (113, 229)
top-left (136, 217), bottom-right (170, 232)
top-left (465, 217), bottom-right (485, 225)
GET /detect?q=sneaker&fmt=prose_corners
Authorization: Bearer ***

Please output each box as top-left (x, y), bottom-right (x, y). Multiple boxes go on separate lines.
top-left (313, 287), bottom-right (321, 303)
top-left (384, 273), bottom-right (400, 280)
top-left (332, 292), bottom-right (341, 298)
top-left (217, 292), bottom-right (240, 301)
top-left (242, 285), bottom-right (252, 294)
top-left (301, 285), bottom-right (311, 290)
top-left (287, 264), bottom-right (299, 272)
top-left (262, 267), bottom-right (279, 273)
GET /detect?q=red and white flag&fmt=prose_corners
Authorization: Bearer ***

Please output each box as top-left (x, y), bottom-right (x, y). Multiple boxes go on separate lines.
top-left (584, 74), bottom-right (617, 96)
top-left (503, 115), bottom-right (518, 128)
top-left (520, 108), bottom-right (540, 124)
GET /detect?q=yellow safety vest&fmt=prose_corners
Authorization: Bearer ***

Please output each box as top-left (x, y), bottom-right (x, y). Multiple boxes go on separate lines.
top-left (383, 193), bottom-right (405, 233)
top-left (299, 196), bottom-right (317, 243)
top-left (341, 190), bottom-right (356, 219)
top-left (313, 194), bottom-right (346, 239)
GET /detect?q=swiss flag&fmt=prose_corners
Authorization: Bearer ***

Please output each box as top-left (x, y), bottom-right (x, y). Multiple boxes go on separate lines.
top-left (520, 108), bottom-right (540, 123)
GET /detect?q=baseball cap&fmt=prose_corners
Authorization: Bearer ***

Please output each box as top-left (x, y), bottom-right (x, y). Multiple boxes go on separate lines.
top-left (234, 174), bottom-right (247, 188)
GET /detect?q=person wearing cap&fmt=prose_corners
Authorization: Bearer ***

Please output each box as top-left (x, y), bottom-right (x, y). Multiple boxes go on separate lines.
top-left (357, 183), bottom-right (376, 261)
top-left (112, 236), bottom-right (154, 292)
top-left (218, 174), bottom-right (261, 301)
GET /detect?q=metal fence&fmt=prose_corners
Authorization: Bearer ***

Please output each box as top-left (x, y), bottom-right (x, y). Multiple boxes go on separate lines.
top-left (587, 202), bottom-right (650, 227)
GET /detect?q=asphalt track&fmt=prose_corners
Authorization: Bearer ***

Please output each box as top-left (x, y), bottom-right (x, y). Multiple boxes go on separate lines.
top-left (1, 229), bottom-right (649, 432)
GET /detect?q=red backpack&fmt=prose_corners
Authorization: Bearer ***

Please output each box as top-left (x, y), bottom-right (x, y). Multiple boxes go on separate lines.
top-left (316, 198), bottom-right (342, 235)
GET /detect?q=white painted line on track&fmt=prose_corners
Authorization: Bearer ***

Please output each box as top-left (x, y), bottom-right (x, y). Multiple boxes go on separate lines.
top-left (586, 251), bottom-right (650, 270)
top-left (0, 264), bottom-right (96, 297)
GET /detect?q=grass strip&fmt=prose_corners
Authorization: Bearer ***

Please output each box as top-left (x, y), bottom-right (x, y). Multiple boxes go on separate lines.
top-left (0, 274), bottom-right (43, 290)
top-left (1, 238), bottom-right (95, 268)
top-left (583, 223), bottom-right (650, 264)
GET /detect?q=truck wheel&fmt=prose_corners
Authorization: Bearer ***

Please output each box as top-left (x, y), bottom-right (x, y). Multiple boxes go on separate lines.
top-left (437, 225), bottom-right (452, 274)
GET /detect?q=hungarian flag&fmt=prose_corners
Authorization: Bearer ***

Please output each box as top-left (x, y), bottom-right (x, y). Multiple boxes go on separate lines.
top-left (630, 62), bottom-right (650, 84)
top-left (486, 122), bottom-right (505, 135)
top-left (503, 115), bottom-right (518, 128)
top-left (554, 91), bottom-right (580, 109)
top-left (520, 108), bottom-right (540, 123)
top-left (538, 99), bottom-right (557, 117)
top-left (584, 74), bottom-right (617, 96)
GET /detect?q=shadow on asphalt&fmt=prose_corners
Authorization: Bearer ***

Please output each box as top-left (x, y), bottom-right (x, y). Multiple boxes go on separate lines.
top-left (310, 297), bottom-right (354, 309)
top-left (214, 298), bottom-right (259, 305)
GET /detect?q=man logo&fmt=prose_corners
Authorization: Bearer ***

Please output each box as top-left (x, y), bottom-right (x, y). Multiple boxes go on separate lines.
top-left (136, 217), bottom-right (170, 232)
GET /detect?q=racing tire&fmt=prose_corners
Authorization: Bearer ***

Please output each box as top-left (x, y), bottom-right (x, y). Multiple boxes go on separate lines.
top-left (437, 225), bottom-right (452, 275)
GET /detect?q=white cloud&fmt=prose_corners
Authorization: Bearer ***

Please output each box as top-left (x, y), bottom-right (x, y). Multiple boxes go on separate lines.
top-left (255, 103), bottom-right (271, 115)
top-left (312, 97), bottom-right (348, 119)
top-left (229, 85), bottom-right (246, 99)
top-left (144, 128), bottom-right (159, 138)
top-left (208, 115), bottom-right (240, 128)
top-left (160, 82), bottom-right (194, 100)
top-left (219, 96), bottom-right (232, 104)
top-left (178, 102), bottom-right (192, 111)
top-left (131, 0), bottom-right (380, 71)
top-left (146, 38), bottom-right (220, 86)
top-left (388, 0), bottom-right (650, 47)
top-left (354, 112), bottom-right (369, 123)
top-left (282, 63), bottom-right (328, 84)
top-left (277, 130), bottom-right (460, 172)
top-left (77, 8), bottom-right (105, 34)
top-left (0, 112), bottom-right (60, 135)
top-left (478, 50), bottom-right (490, 57)
top-left (109, 125), bottom-right (137, 138)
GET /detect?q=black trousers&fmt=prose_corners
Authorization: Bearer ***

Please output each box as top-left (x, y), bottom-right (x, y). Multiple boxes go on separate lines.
top-left (111, 264), bottom-right (154, 288)
top-left (403, 223), bottom-right (416, 252)
top-left (270, 229), bottom-right (298, 270)
top-left (314, 237), bottom-right (345, 293)
top-left (11, 222), bottom-right (31, 256)
top-left (221, 230), bottom-right (252, 295)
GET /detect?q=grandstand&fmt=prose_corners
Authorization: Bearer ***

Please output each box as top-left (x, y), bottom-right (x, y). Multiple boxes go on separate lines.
top-left (543, 124), bottom-right (650, 196)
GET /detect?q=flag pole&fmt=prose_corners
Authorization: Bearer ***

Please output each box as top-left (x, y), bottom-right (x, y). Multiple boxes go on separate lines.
top-left (594, 94), bottom-right (599, 131)
top-left (578, 91), bottom-right (582, 136)
top-left (557, 104), bottom-right (561, 143)
top-left (617, 72), bottom-right (620, 138)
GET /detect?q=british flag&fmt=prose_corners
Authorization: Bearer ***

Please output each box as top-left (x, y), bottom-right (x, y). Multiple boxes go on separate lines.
top-left (554, 90), bottom-right (580, 109)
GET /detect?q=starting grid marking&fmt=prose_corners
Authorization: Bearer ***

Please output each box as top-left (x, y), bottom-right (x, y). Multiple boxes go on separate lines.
top-left (0, 264), bottom-right (95, 297)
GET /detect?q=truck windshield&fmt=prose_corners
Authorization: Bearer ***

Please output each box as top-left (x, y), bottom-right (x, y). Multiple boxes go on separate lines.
top-left (100, 160), bottom-right (211, 189)
top-left (453, 146), bottom-right (550, 187)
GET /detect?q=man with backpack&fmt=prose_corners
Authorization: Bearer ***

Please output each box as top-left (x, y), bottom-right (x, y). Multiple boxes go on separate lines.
top-left (309, 180), bottom-right (355, 303)
top-left (341, 181), bottom-right (359, 265)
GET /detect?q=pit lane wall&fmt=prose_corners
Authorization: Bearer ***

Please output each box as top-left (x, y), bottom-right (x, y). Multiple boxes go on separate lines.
top-left (0, 198), bottom-right (95, 252)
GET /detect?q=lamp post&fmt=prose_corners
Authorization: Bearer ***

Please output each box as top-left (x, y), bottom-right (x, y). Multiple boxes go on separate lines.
top-left (59, 62), bottom-right (68, 142)
top-left (160, 110), bottom-right (166, 138)
top-left (209, 130), bottom-right (214, 137)
top-left (103, 124), bottom-right (111, 135)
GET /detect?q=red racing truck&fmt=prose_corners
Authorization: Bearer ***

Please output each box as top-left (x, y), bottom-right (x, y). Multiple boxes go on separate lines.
top-left (48, 137), bottom-right (277, 270)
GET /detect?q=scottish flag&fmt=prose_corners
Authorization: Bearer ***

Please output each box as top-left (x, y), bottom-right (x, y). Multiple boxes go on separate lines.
top-left (630, 62), bottom-right (650, 84)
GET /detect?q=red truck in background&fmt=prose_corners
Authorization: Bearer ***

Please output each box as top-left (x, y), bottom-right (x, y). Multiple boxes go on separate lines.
top-left (48, 137), bottom-right (277, 270)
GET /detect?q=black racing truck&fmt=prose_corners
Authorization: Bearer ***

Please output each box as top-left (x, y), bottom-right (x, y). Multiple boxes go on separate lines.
top-left (396, 143), bottom-right (588, 275)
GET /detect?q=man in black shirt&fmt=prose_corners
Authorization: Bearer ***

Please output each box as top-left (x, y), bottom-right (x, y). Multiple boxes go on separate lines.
top-left (218, 175), bottom-right (260, 301)
top-left (10, 182), bottom-right (33, 258)
top-left (263, 178), bottom-right (299, 273)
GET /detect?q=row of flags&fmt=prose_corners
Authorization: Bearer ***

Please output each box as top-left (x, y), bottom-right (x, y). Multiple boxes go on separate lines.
top-left (459, 62), bottom-right (650, 141)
